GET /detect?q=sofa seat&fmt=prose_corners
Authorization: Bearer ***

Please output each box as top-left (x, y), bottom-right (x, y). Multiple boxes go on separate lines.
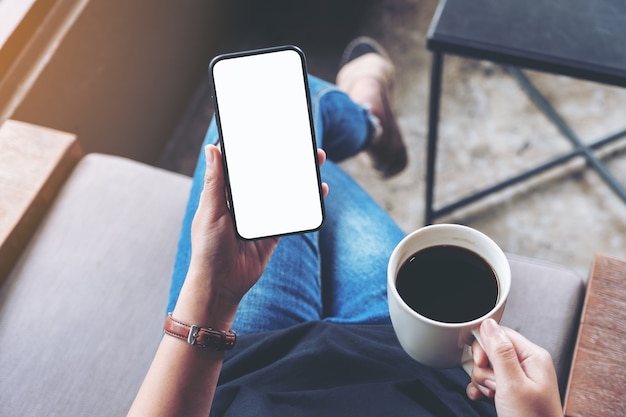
top-left (0, 154), bottom-right (191, 416)
top-left (0, 153), bottom-right (584, 415)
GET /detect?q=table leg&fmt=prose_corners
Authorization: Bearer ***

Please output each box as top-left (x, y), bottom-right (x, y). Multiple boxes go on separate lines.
top-left (425, 51), bottom-right (444, 225)
top-left (508, 66), bottom-right (626, 204)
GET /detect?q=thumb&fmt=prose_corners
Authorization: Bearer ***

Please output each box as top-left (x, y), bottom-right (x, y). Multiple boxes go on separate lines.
top-left (480, 319), bottom-right (524, 383)
top-left (199, 144), bottom-right (229, 220)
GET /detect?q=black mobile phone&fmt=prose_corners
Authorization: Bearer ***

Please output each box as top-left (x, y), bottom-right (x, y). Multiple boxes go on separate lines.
top-left (209, 46), bottom-right (325, 240)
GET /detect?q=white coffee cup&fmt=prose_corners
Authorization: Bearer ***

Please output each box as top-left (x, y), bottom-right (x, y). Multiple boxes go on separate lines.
top-left (387, 224), bottom-right (511, 369)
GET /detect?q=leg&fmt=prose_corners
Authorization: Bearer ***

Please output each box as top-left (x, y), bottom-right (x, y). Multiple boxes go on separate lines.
top-left (236, 158), bottom-right (407, 331)
top-left (309, 75), bottom-right (375, 161)
top-left (319, 162), bottom-right (405, 325)
top-left (336, 37), bottom-right (408, 177)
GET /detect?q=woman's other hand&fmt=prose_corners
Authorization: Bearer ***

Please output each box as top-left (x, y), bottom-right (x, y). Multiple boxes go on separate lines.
top-left (467, 319), bottom-right (563, 417)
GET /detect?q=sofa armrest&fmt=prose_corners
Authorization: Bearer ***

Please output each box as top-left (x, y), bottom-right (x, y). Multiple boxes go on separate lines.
top-left (501, 254), bottom-right (585, 397)
top-left (564, 254), bottom-right (626, 417)
top-left (0, 119), bottom-right (82, 282)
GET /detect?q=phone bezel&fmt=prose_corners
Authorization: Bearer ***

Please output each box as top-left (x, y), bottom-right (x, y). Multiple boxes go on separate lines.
top-left (209, 45), bottom-right (325, 240)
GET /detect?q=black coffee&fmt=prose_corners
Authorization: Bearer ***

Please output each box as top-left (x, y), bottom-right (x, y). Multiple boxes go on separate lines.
top-left (395, 245), bottom-right (498, 323)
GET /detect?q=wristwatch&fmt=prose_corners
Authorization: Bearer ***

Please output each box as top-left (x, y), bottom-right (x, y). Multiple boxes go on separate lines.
top-left (164, 313), bottom-right (236, 350)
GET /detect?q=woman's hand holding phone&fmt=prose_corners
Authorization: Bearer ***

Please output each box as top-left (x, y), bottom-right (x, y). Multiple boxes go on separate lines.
top-left (174, 145), bottom-right (329, 330)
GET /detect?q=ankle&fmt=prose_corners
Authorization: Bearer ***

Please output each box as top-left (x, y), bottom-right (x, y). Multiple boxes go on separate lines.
top-left (367, 112), bottom-right (384, 146)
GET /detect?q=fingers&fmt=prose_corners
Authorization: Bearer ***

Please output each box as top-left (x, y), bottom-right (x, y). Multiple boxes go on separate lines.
top-left (203, 144), bottom-right (224, 194)
top-left (479, 319), bottom-right (525, 383)
top-left (472, 338), bottom-right (490, 368)
top-left (466, 383), bottom-right (484, 401)
top-left (317, 148), bottom-right (330, 197)
top-left (501, 326), bottom-right (558, 393)
top-left (502, 327), bottom-right (553, 370)
top-left (198, 144), bottom-right (229, 223)
top-left (470, 360), bottom-right (496, 397)
top-left (467, 380), bottom-right (495, 400)
top-left (468, 319), bottom-right (519, 402)
top-left (317, 148), bottom-right (327, 166)
top-left (469, 340), bottom-right (496, 401)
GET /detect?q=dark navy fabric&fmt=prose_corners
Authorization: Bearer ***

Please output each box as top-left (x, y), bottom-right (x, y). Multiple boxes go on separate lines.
top-left (211, 321), bottom-right (497, 417)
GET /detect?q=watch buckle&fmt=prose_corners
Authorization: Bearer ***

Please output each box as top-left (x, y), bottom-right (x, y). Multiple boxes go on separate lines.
top-left (187, 325), bottom-right (200, 345)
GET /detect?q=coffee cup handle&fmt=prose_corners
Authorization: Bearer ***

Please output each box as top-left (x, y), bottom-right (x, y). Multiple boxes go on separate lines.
top-left (461, 329), bottom-right (485, 376)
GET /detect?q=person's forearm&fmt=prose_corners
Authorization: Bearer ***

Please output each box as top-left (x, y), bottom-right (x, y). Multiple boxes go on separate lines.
top-left (127, 334), bottom-right (225, 417)
top-left (128, 270), bottom-right (238, 417)
top-left (129, 142), bottom-right (279, 416)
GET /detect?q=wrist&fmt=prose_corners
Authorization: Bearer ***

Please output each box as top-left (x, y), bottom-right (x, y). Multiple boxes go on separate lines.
top-left (173, 272), bottom-right (240, 332)
top-left (172, 301), bottom-right (237, 334)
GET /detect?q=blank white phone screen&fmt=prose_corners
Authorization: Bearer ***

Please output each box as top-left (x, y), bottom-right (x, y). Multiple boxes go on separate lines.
top-left (211, 48), bottom-right (324, 240)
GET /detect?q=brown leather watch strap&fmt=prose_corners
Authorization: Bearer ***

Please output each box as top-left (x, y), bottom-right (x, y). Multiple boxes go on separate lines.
top-left (164, 313), bottom-right (236, 350)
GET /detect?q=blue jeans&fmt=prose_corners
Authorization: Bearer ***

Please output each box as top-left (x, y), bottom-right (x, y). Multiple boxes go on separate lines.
top-left (166, 76), bottom-right (406, 333)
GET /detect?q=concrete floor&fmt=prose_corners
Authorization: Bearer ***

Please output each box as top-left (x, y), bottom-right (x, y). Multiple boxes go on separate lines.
top-left (162, 0), bottom-right (626, 279)
top-left (329, 0), bottom-right (626, 278)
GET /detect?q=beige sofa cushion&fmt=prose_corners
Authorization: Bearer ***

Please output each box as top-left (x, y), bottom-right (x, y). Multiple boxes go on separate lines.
top-left (0, 154), bottom-right (191, 416)
top-left (501, 254), bottom-right (585, 395)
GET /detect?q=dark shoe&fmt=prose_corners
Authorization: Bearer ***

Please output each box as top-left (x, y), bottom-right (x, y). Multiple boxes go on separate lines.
top-left (336, 37), bottom-right (407, 178)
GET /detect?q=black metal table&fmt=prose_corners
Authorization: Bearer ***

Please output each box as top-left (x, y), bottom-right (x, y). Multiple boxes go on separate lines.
top-left (425, 0), bottom-right (626, 224)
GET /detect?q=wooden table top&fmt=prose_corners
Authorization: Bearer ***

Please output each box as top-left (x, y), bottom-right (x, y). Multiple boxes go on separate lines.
top-left (564, 254), bottom-right (626, 416)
